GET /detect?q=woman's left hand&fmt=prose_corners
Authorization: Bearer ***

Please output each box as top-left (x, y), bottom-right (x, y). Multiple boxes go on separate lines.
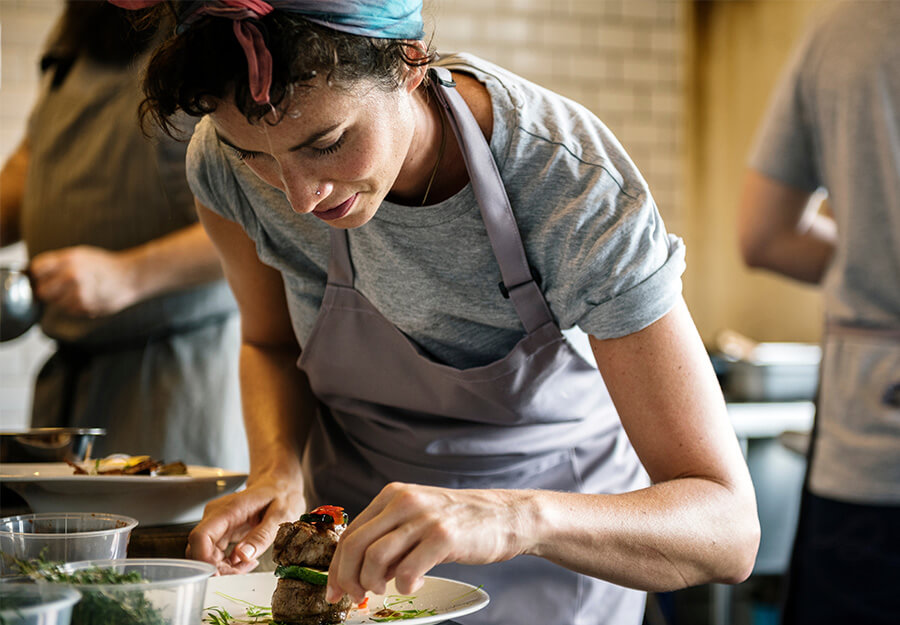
top-left (326, 483), bottom-right (533, 603)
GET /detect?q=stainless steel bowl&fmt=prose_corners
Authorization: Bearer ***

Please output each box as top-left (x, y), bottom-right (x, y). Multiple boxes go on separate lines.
top-left (0, 428), bottom-right (106, 463)
top-left (1, 264), bottom-right (42, 342)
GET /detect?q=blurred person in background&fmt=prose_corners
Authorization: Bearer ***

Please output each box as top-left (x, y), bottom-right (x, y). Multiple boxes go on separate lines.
top-left (0, 0), bottom-right (248, 472)
top-left (738, 2), bottom-right (900, 624)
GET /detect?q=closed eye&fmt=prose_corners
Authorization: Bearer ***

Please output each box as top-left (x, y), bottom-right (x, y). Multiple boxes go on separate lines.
top-left (226, 145), bottom-right (257, 161)
top-left (312, 133), bottom-right (346, 157)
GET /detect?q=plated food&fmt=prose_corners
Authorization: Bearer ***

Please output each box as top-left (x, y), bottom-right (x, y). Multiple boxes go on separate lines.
top-left (203, 572), bottom-right (490, 625)
top-left (272, 505), bottom-right (352, 625)
top-left (0, 463), bottom-right (247, 526)
top-left (66, 454), bottom-right (187, 476)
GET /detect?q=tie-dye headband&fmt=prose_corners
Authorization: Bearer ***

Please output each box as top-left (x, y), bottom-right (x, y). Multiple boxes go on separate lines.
top-left (109, 1), bottom-right (425, 105)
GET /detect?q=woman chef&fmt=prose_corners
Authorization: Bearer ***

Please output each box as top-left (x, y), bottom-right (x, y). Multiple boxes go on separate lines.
top-left (114, 1), bottom-right (760, 623)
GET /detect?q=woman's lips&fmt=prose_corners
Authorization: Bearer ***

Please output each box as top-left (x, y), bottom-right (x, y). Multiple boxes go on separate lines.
top-left (313, 194), bottom-right (357, 221)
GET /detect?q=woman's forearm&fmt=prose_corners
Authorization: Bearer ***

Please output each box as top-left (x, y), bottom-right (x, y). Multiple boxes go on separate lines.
top-left (239, 341), bottom-right (314, 485)
top-left (520, 476), bottom-right (759, 591)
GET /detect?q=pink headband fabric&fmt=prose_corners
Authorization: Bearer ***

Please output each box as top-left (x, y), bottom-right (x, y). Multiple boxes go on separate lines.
top-left (110, 0), bottom-right (277, 105)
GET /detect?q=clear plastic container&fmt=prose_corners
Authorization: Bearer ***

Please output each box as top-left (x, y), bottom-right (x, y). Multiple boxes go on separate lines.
top-left (51, 559), bottom-right (216, 625)
top-left (0, 513), bottom-right (137, 575)
top-left (0, 583), bottom-right (81, 625)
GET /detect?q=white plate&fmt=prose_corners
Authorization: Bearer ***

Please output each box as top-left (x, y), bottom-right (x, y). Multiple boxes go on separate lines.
top-left (203, 571), bottom-right (489, 625)
top-left (0, 462), bottom-right (247, 526)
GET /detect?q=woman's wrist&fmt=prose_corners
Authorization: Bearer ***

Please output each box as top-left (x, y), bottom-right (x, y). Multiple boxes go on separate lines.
top-left (248, 452), bottom-right (303, 486)
top-left (505, 489), bottom-right (552, 558)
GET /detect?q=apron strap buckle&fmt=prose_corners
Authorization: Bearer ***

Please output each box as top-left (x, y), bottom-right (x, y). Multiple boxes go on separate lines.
top-left (499, 265), bottom-right (542, 299)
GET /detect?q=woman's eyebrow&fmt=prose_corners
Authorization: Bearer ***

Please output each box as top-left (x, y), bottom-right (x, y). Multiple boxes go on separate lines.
top-left (215, 123), bottom-right (343, 154)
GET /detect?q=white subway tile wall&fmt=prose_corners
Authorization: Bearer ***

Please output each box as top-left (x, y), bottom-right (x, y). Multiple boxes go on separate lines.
top-left (0, 0), bottom-right (687, 430)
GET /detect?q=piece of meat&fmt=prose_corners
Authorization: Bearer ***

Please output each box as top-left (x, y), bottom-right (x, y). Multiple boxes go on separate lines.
top-left (271, 578), bottom-right (352, 625)
top-left (272, 520), bottom-right (340, 568)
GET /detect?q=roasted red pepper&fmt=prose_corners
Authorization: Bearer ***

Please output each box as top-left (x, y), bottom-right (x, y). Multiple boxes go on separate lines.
top-left (310, 505), bottom-right (345, 526)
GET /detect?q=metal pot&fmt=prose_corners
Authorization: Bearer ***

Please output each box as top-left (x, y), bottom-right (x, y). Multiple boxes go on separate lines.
top-left (1, 264), bottom-right (42, 342)
top-left (0, 427), bottom-right (106, 463)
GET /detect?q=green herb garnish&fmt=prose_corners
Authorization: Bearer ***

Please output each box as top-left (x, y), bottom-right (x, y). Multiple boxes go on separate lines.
top-left (204, 592), bottom-right (273, 624)
top-left (6, 556), bottom-right (165, 625)
top-left (204, 606), bottom-right (234, 625)
top-left (371, 594), bottom-right (439, 621)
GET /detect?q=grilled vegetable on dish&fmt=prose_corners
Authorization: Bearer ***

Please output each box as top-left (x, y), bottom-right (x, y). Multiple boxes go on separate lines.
top-left (271, 505), bottom-right (353, 625)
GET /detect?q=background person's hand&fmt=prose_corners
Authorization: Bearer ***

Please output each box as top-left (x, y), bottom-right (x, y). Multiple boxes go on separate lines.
top-left (326, 483), bottom-right (530, 604)
top-left (186, 477), bottom-right (306, 576)
top-left (30, 245), bottom-right (138, 317)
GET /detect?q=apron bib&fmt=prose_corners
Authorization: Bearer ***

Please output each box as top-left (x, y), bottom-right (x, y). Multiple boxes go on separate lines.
top-left (297, 68), bottom-right (646, 625)
top-left (784, 320), bottom-right (900, 624)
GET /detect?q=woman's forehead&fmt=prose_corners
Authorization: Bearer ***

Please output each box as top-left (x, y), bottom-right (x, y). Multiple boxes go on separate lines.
top-left (223, 75), bottom-right (388, 123)
top-left (210, 77), bottom-right (394, 145)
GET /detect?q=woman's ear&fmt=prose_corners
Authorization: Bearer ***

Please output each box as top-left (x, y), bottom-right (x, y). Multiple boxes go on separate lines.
top-left (402, 40), bottom-right (429, 94)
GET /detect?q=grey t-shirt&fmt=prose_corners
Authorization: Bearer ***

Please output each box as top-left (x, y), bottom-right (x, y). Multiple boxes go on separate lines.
top-left (187, 53), bottom-right (685, 369)
top-left (749, 2), bottom-right (900, 503)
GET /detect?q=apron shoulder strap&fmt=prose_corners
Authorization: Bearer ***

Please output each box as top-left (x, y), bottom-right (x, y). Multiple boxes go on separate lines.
top-left (328, 228), bottom-right (354, 288)
top-left (429, 67), bottom-right (554, 334)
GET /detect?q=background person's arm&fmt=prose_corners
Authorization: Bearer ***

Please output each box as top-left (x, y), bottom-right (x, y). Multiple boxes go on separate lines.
top-left (29, 221), bottom-right (225, 317)
top-left (0, 139), bottom-right (29, 247)
top-left (186, 201), bottom-right (312, 574)
top-left (737, 169), bottom-right (836, 284)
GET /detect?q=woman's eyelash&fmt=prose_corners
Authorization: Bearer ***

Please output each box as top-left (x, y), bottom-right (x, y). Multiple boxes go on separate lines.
top-left (227, 145), bottom-right (256, 161)
top-left (224, 134), bottom-right (344, 161)
top-left (313, 134), bottom-right (346, 157)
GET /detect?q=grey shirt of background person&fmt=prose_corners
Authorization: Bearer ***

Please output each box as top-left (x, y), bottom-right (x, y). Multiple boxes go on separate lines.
top-left (747, 1), bottom-right (900, 503)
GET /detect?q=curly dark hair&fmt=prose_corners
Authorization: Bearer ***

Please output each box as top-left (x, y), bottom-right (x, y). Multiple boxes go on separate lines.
top-left (139, 6), bottom-right (433, 138)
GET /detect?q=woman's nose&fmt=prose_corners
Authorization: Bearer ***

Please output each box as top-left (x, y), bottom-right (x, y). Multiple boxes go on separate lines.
top-left (281, 172), bottom-right (332, 214)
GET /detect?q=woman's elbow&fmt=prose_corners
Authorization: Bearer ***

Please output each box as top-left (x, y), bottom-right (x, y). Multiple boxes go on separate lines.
top-left (717, 514), bottom-right (760, 584)
top-left (709, 492), bottom-right (761, 585)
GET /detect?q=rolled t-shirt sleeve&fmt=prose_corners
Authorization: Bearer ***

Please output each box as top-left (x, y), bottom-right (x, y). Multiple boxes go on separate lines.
top-left (558, 183), bottom-right (685, 340)
top-left (513, 114), bottom-right (686, 341)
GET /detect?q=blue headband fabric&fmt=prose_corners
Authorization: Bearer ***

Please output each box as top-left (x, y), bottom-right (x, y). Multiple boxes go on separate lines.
top-left (172, 1), bottom-right (424, 39)
top-left (269, 0), bottom-right (424, 40)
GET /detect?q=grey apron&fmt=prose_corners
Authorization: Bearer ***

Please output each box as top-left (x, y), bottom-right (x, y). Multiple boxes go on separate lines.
top-left (22, 47), bottom-right (247, 472)
top-left (297, 68), bottom-right (646, 625)
top-left (783, 320), bottom-right (900, 624)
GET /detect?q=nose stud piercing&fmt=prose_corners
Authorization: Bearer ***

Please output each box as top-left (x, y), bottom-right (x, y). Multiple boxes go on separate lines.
top-left (315, 189), bottom-right (321, 196)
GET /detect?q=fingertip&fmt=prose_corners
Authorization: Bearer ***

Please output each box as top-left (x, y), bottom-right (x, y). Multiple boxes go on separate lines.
top-left (237, 542), bottom-right (257, 560)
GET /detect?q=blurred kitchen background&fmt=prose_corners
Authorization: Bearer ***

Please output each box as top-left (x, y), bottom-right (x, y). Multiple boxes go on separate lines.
top-left (1, 1), bottom-right (831, 624)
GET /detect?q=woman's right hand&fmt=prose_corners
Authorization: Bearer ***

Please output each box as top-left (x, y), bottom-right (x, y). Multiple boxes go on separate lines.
top-left (187, 475), bottom-right (306, 575)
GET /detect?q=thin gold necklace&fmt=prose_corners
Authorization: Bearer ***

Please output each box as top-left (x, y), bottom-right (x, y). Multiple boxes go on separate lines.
top-left (420, 103), bottom-right (447, 206)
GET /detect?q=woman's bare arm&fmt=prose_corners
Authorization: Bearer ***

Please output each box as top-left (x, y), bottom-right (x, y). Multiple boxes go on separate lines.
top-left (327, 299), bottom-right (759, 601)
top-left (187, 201), bottom-right (314, 574)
